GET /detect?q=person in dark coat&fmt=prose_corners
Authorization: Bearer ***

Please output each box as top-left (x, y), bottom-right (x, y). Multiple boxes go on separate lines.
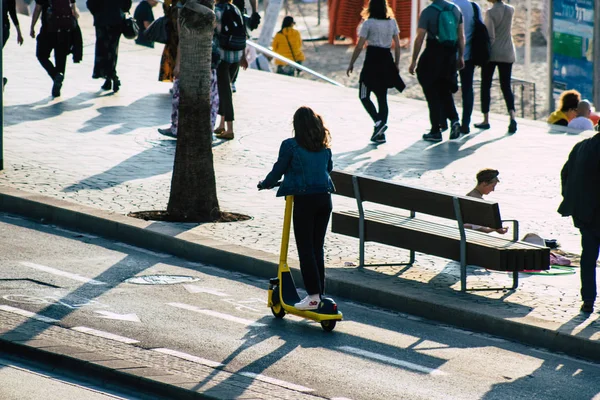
top-left (87, 0), bottom-right (132, 92)
top-left (558, 132), bottom-right (600, 313)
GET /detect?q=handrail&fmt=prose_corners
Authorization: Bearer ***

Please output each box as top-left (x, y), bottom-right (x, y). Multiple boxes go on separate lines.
top-left (245, 40), bottom-right (345, 88)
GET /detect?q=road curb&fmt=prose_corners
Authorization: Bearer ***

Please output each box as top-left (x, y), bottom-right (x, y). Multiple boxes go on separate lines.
top-left (0, 337), bottom-right (214, 400)
top-left (1, 185), bottom-right (599, 363)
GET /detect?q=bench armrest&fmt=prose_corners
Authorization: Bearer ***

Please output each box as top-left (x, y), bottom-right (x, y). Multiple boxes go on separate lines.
top-left (501, 219), bottom-right (519, 242)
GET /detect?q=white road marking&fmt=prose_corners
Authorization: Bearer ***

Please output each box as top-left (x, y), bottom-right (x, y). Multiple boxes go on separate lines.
top-left (94, 311), bottom-right (141, 323)
top-left (114, 243), bottom-right (171, 258)
top-left (0, 305), bottom-right (59, 323)
top-left (167, 302), bottom-right (266, 327)
top-left (337, 346), bottom-right (447, 376)
top-left (71, 327), bottom-right (139, 344)
top-left (52, 226), bottom-right (98, 239)
top-left (238, 372), bottom-right (314, 393)
top-left (183, 285), bottom-right (229, 297)
top-left (19, 262), bottom-right (106, 286)
top-left (152, 348), bottom-right (224, 368)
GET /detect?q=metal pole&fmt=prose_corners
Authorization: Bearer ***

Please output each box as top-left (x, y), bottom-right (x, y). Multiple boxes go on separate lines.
top-left (547, 0), bottom-right (554, 113)
top-left (410, 0), bottom-right (418, 52)
top-left (524, 0), bottom-right (532, 81)
top-left (0, 0), bottom-right (4, 171)
top-left (594, 0), bottom-right (600, 108)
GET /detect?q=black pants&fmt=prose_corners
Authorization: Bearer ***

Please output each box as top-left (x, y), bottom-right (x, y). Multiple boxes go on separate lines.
top-left (579, 225), bottom-right (600, 303)
top-left (459, 60), bottom-right (475, 127)
top-left (423, 78), bottom-right (459, 132)
top-left (92, 25), bottom-right (121, 80)
top-left (217, 60), bottom-right (240, 121)
top-left (293, 193), bottom-right (332, 296)
top-left (36, 31), bottom-right (70, 80)
top-left (359, 81), bottom-right (388, 125)
top-left (2, 24), bottom-right (9, 47)
top-left (481, 62), bottom-right (515, 114)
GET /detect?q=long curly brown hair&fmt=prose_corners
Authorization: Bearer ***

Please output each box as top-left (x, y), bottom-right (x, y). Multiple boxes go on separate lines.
top-left (361, 0), bottom-right (394, 20)
top-left (293, 107), bottom-right (331, 152)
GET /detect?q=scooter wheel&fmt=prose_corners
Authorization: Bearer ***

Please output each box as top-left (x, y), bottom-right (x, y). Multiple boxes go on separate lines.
top-left (321, 320), bottom-right (336, 332)
top-left (271, 304), bottom-right (286, 319)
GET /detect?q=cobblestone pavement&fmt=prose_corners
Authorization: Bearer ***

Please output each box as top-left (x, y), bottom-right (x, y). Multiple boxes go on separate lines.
top-left (2, 3), bottom-right (599, 349)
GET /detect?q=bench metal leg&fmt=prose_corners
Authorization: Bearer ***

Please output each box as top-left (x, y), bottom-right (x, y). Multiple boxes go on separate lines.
top-left (464, 268), bottom-right (520, 292)
top-left (359, 249), bottom-right (415, 268)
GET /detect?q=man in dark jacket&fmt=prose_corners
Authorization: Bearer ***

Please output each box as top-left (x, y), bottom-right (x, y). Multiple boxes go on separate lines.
top-left (558, 132), bottom-right (600, 313)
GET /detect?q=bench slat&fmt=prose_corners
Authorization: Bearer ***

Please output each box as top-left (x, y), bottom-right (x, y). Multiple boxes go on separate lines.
top-left (332, 211), bottom-right (550, 271)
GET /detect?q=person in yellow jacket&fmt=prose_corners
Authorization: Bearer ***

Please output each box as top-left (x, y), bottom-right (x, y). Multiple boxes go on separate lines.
top-left (272, 16), bottom-right (305, 76)
top-left (548, 89), bottom-right (581, 126)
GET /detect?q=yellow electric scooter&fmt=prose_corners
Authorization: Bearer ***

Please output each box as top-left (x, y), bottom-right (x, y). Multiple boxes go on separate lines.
top-left (267, 195), bottom-right (343, 332)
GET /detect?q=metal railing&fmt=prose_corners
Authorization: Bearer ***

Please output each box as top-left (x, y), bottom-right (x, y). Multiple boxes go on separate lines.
top-left (472, 77), bottom-right (537, 120)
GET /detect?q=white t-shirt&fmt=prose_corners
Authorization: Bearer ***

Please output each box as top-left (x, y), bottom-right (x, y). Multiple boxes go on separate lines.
top-left (567, 116), bottom-right (594, 131)
top-left (358, 18), bottom-right (400, 49)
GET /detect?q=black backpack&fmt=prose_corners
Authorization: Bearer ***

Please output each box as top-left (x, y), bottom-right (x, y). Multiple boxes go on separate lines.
top-left (218, 3), bottom-right (246, 51)
top-left (46, 0), bottom-right (75, 32)
top-left (470, 2), bottom-right (491, 67)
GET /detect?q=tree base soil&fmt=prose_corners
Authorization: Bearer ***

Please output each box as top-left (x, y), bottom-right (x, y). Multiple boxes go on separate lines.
top-left (128, 210), bottom-right (251, 223)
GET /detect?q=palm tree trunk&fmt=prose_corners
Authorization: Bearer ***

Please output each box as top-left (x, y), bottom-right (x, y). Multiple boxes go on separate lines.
top-left (167, 0), bottom-right (220, 221)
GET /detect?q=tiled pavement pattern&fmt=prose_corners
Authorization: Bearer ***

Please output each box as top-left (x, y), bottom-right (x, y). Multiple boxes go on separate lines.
top-left (2, 2), bottom-right (599, 355)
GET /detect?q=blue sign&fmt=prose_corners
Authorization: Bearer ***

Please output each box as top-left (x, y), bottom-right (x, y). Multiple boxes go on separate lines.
top-left (552, 0), bottom-right (595, 101)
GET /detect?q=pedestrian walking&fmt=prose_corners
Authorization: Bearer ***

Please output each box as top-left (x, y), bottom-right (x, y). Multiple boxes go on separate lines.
top-left (448, 0), bottom-right (483, 134)
top-left (558, 131), bottom-right (600, 314)
top-left (474, 0), bottom-right (517, 134)
top-left (3, 0), bottom-right (25, 90)
top-left (134, 0), bottom-right (159, 48)
top-left (87, 0), bottom-right (132, 93)
top-left (409, 0), bottom-right (465, 142)
top-left (258, 106), bottom-right (335, 310)
top-left (213, 0), bottom-right (247, 141)
top-left (346, 0), bottom-right (405, 144)
top-left (30, 0), bottom-right (79, 98)
top-left (272, 16), bottom-right (305, 76)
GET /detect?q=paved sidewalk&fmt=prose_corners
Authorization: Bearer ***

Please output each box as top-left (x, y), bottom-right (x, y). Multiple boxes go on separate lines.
top-left (2, 0), bottom-right (599, 379)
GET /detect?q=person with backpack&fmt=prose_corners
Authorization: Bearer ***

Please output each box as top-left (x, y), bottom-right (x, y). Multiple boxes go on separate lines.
top-left (30, 0), bottom-right (79, 97)
top-left (409, 0), bottom-right (465, 143)
top-left (213, 0), bottom-right (247, 140)
top-left (447, 0), bottom-right (484, 135)
top-left (87, 0), bottom-right (133, 93)
top-left (474, 0), bottom-right (517, 134)
top-left (346, 0), bottom-right (405, 144)
top-left (272, 16), bottom-right (305, 76)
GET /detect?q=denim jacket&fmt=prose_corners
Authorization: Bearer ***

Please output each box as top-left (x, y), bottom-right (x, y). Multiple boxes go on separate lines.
top-left (262, 138), bottom-right (335, 197)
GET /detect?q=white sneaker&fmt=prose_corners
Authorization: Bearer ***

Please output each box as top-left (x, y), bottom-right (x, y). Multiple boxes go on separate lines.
top-left (294, 294), bottom-right (320, 310)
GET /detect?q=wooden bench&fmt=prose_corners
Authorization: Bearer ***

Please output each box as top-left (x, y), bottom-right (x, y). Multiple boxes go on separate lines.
top-left (330, 170), bottom-right (550, 291)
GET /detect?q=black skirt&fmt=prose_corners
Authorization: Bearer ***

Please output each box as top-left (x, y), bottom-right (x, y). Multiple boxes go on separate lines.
top-left (359, 46), bottom-right (405, 92)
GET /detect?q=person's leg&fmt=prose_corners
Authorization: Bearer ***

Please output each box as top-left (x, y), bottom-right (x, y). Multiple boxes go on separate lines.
top-left (110, 25), bottom-right (122, 90)
top-left (477, 62), bottom-right (496, 126)
top-left (210, 69), bottom-right (219, 130)
top-left (171, 78), bottom-right (180, 135)
top-left (579, 226), bottom-right (600, 309)
top-left (293, 195), bottom-right (320, 297)
top-left (36, 33), bottom-right (58, 80)
top-left (459, 60), bottom-right (475, 132)
top-left (54, 31), bottom-right (70, 77)
top-left (373, 88), bottom-right (389, 126)
top-left (422, 82), bottom-right (442, 134)
top-left (497, 62), bottom-right (517, 132)
top-left (223, 62), bottom-right (240, 134)
top-left (215, 61), bottom-right (231, 132)
top-left (440, 79), bottom-right (461, 139)
top-left (359, 81), bottom-right (378, 123)
top-left (312, 193), bottom-right (332, 296)
top-left (3, 23), bottom-right (9, 48)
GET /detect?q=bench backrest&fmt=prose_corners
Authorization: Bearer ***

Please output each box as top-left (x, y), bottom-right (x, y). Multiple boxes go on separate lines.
top-left (331, 170), bottom-right (503, 229)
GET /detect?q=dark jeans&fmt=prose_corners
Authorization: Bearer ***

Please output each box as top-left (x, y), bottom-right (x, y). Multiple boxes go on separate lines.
top-left (92, 25), bottom-right (122, 80)
top-left (293, 193), bottom-right (332, 296)
top-left (481, 62), bottom-right (515, 114)
top-left (423, 78), bottom-right (459, 132)
top-left (579, 225), bottom-right (600, 303)
top-left (217, 60), bottom-right (240, 121)
top-left (3, 24), bottom-right (9, 47)
top-left (36, 31), bottom-right (70, 80)
top-left (359, 81), bottom-right (388, 125)
top-left (459, 60), bottom-right (475, 127)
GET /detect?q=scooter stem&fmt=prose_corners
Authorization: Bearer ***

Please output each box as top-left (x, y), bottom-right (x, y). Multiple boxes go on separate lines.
top-left (279, 196), bottom-right (294, 265)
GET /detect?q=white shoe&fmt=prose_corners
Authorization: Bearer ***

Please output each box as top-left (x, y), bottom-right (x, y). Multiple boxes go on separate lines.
top-left (294, 294), bottom-right (320, 310)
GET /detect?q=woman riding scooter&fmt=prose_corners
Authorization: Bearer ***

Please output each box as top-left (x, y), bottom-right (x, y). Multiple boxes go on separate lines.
top-left (258, 106), bottom-right (335, 310)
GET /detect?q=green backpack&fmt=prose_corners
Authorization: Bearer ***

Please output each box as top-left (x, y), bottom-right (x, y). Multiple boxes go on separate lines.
top-left (430, 3), bottom-right (458, 48)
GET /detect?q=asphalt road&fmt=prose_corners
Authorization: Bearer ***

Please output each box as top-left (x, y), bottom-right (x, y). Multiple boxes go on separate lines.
top-left (0, 213), bottom-right (599, 400)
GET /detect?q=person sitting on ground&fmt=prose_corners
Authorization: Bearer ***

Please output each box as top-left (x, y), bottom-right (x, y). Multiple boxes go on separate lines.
top-left (548, 89), bottom-right (581, 126)
top-left (465, 168), bottom-right (508, 234)
top-left (272, 16), bottom-right (305, 76)
top-left (567, 100), bottom-right (595, 132)
top-left (134, 0), bottom-right (159, 48)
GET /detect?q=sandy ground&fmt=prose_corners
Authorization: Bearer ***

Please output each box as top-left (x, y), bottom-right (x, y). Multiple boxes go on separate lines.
top-left (256, 0), bottom-right (550, 121)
